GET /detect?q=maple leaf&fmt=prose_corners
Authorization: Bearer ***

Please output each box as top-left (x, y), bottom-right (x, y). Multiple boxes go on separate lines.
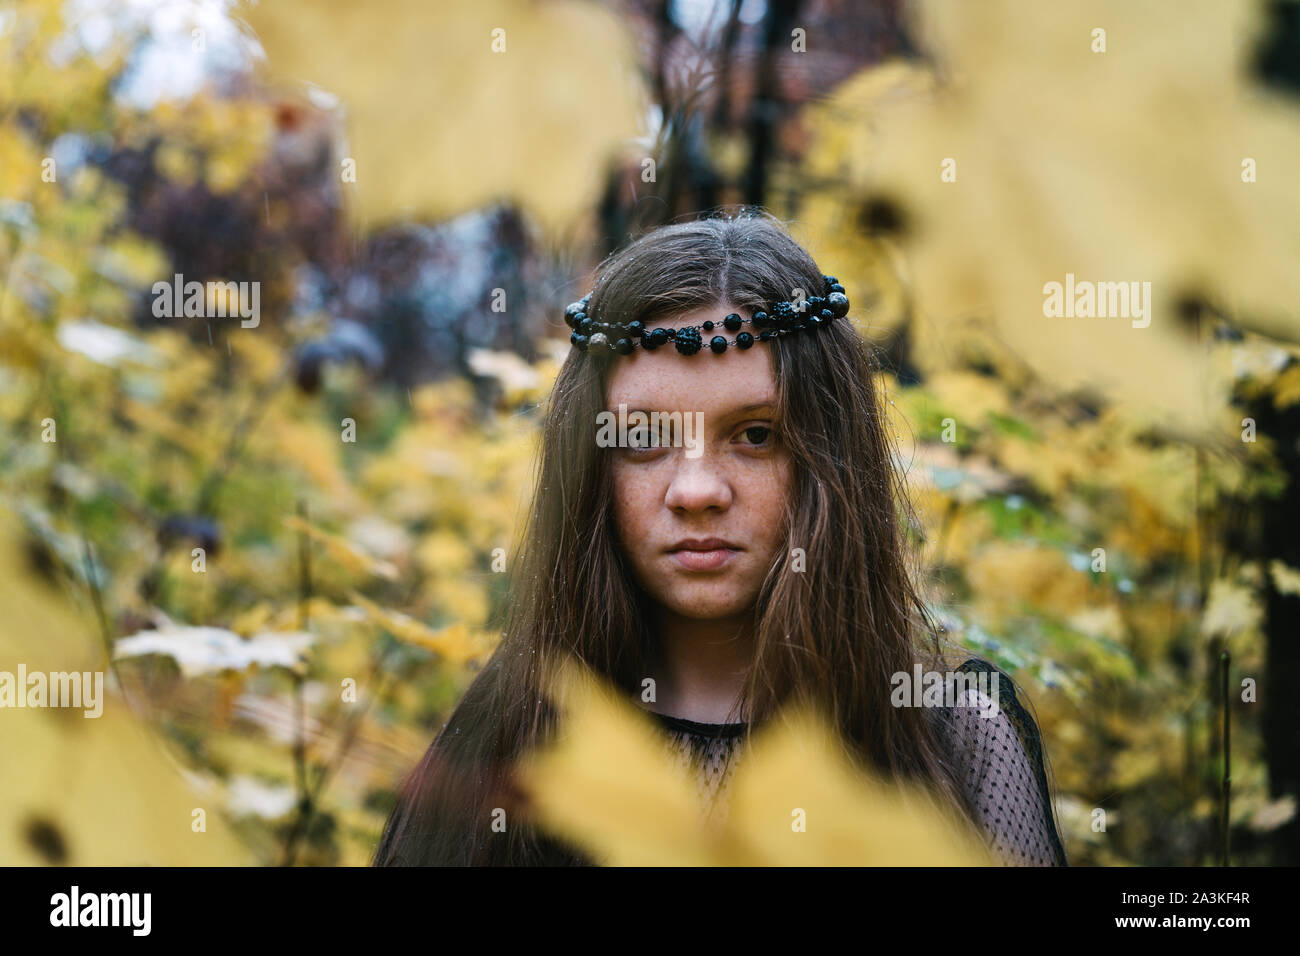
top-left (816, 0), bottom-right (1300, 436)
top-left (240, 0), bottom-right (644, 234)
top-left (514, 657), bottom-right (992, 866)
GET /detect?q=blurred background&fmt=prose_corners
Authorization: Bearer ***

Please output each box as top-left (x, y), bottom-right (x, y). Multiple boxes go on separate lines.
top-left (2, 0), bottom-right (1299, 866)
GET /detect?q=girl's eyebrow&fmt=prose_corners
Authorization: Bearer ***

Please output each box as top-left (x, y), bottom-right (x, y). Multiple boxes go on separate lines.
top-left (729, 401), bottom-right (777, 415)
top-left (712, 400), bottom-right (779, 422)
top-left (605, 399), bottom-right (777, 416)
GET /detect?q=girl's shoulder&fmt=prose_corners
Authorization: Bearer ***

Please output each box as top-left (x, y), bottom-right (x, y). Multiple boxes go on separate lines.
top-left (929, 655), bottom-right (1069, 866)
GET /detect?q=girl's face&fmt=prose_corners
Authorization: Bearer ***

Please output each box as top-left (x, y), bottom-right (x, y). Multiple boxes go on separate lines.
top-left (606, 302), bottom-right (793, 623)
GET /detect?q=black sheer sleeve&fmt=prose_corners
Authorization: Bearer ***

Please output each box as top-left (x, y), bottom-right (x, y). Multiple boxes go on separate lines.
top-left (929, 657), bottom-right (1069, 866)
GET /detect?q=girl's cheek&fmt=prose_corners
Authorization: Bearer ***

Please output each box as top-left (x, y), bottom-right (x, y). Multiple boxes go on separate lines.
top-left (612, 468), bottom-right (659, 540)
top-left (612, 466), bottom-right (650, 506)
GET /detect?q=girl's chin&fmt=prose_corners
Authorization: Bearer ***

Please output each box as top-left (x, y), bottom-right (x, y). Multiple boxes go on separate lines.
top-left (659, 589), bottom-right (755, 620)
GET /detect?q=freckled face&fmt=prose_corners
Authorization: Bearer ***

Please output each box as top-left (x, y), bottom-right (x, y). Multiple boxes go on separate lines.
top-left (606, 303), bottom-right (792, 621)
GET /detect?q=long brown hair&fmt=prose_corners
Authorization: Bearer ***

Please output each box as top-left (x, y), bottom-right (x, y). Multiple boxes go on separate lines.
top-left (372, 207), bottom-right (970, 865)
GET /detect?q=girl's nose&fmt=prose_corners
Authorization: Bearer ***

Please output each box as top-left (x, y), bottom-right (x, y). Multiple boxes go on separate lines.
top-left (664, 455), bottom-right (733, 514)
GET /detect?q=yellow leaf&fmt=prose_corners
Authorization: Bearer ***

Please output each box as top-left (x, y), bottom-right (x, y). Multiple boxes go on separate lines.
top-left (835, 0), bottom-right (1300, 435)
top-left (0, 505), bottom-right (250, 864)
top-left (1269, 559), bottom-right (1300, 597)
top-left (120, 397), bottom-right (214, 459)
top-left (515, 658), bottom-right (991, 865)
top-left (1200, 578), bottom-right (1263, 638)
top-left (243, 0), bottom-right (645, 235)
top-left (348, 592), bottom-right (492, 666)
top-left (513, 659), bottom-right (714, 866)
top-left (725, 706), bottom-right (991, 866)
top-left (1272, 364), bottom-right (1300, 409)
top-left (284, 514), bottom-right (399, 581)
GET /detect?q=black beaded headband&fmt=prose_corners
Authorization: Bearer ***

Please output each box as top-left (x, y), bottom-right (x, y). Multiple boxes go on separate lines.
top-left (565, 274), bottom-right (849, 355)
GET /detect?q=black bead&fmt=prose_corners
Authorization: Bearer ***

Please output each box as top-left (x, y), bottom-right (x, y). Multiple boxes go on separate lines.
top-left (736, 331), bottom-right (754, 349)
top-left (752, 311), bottom-right (769, 328)
top-left (774, 301), bottom-right (794, 319)
top-left (578, 318), bottom-right (594, 335)
top-left (820, 308), bottom-right (834, 321)
top-left (824, 275), bottom-right (838, 287)
top-left (809, 313), bottom-right (823, 326)
top-left (702, 320), bottom-right (714, 331)
top-left (724, 313), bottom-right (743, 331)
top-left (570, 332), bottom-right (589, 348)
top-left (830, 283), bottom-right (845, 294)
top-left (627, 320), bottom-right (645, 338)
top-left (826, 292), bottom-right (849, 317)
top-left (710, 335), bottom-right (727, 354)
top-left (648, 327), bottom-right (670, 348)
top-left (615, 337), bottom-right (635, 355)
top-left (564, 300), bottom-right (586, 323)
top-left (674, 326), bottom-right (702, 354)
top-left (759, 330), bottom-right (774, 341)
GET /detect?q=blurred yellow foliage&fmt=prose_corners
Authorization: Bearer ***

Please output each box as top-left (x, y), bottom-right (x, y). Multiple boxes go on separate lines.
top-left (515, 658), bottom-right (993, 866)
top-left (966, 540), bottom-right (1092, 625)
top-left (348, 591), bottom-right (494, 667)
top-left (242, 0), bottom-right (645, 235)
top-left (817, 0), bottom-right (1300, 435)
top-left (0, 506), bottom-right (250, 864)
top-left (284, 514), bottom-right (399, 581)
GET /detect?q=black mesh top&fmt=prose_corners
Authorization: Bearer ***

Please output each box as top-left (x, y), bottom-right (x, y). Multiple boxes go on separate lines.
top-left (645, 657), bottom-right (1068, 866)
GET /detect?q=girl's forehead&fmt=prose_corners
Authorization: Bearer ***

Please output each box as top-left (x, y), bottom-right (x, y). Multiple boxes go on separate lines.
top-left (604, 335), bottom-right (778, 411)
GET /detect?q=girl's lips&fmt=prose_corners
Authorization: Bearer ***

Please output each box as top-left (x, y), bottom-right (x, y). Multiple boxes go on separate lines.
top-left (669, 547), bottom-right (739, 571)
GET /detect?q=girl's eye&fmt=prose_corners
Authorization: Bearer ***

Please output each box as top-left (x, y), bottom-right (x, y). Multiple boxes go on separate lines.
top-left (738, 425), bottom-right (773, 446)
top-left (624, 425), bottom-right (667, 454)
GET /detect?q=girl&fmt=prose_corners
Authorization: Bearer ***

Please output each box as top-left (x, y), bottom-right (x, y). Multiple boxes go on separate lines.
top-left (373, 208), bottom-right (1068, 867)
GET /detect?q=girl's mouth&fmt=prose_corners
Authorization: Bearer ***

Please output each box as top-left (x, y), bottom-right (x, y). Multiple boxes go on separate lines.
top-left (666, 536), bottom-right (742, 571)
